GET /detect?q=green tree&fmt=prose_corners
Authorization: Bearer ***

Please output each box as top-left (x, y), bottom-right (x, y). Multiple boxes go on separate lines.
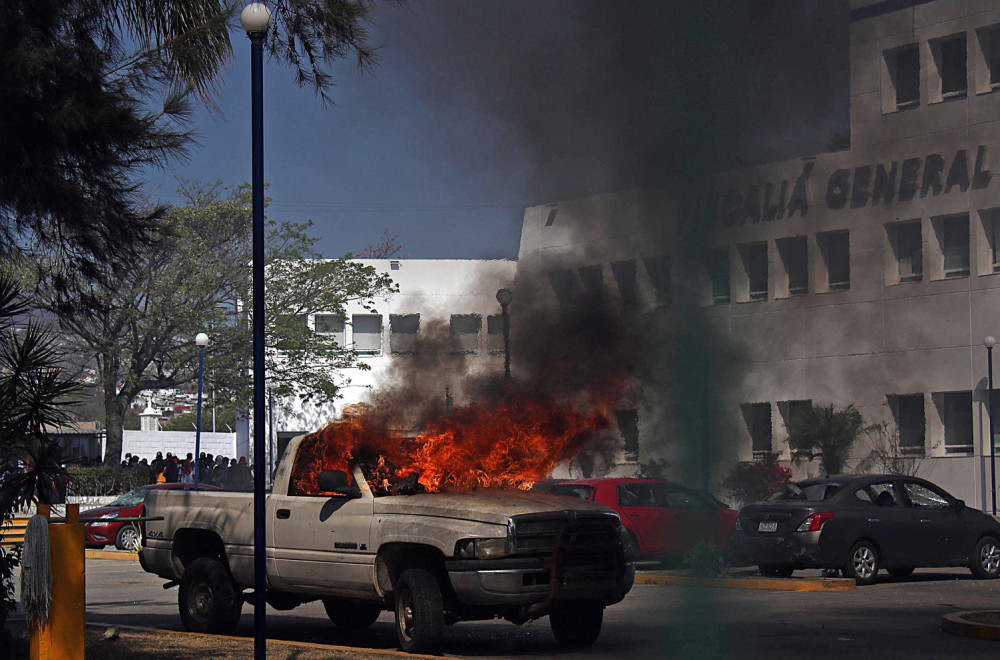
top-left (787, 403), bottom-right (869, 476)
top-left (30, 183), bottom-right (396, 465)
top-left (162, 405), bottom-right (237, 432)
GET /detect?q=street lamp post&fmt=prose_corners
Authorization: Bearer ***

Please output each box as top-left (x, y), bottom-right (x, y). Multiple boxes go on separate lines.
top-left (193, 333), bottom-right (209, 490)
top-left (241, 4), bottom-right (271, 659)
top-left (496, 288), bottom-right (512, 381)
top-left (986, 336), bottom-right (997, 515)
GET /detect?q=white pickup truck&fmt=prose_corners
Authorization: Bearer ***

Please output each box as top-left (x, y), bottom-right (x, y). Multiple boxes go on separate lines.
top-left (139, 433), bottom-right (635, 653)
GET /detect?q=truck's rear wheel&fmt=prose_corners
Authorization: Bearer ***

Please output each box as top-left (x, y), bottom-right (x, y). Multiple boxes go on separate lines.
top-left (323, 598), bottom-right (382, 630)
top-left (394, 568), bottom-right (444, 653)
top-left (178, 557), bottom-right (243, 634)
top-left (549, 601), bottom-right (603, 648)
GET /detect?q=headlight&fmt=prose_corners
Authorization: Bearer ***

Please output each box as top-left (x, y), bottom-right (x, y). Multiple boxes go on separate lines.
top-left (90, 512), bottom-right (120, 527)
top-left (454, 537), bottom-right (509, 559)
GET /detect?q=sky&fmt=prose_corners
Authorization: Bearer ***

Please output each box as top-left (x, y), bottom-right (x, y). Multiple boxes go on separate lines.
top-left (142, 0), bottom-right (850, 261)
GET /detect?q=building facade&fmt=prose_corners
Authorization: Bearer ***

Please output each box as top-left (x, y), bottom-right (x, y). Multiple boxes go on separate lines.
top-left (515, 0), bottom-right (1000, 508)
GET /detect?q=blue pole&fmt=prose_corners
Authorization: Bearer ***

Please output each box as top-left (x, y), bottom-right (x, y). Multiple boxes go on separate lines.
top-left (194, 345), bottom-right (204, 490)
top-left (249, 26), bottom-right (267, 660)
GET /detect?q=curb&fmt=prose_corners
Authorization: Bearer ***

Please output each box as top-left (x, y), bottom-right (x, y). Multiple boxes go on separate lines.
top-left (86, 550), bottom-right (139, 561)
top-left (634, 573), bottom-right (855, 591)
top-left (941, 611), bottom-right (1000, 641)
top-left (85, 622), bottom-right (464, 659)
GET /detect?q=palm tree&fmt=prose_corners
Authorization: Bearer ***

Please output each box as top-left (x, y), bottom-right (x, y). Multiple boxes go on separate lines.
top-left (786, 403), bottom-right (869, 476)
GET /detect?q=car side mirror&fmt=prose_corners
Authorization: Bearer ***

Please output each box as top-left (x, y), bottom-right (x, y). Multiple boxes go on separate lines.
top-left (318, 470), bottom-right (361, 498)
top-left (954, 499), bottom-right (965, 512)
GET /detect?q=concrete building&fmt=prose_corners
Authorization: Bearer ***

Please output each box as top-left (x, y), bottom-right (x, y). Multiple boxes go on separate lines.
top-left (514, 0), bottom-right (1000, 508)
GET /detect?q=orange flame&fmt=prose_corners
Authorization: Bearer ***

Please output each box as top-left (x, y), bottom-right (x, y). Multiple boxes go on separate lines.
top-left (290, 390), bottom-right (614, 496)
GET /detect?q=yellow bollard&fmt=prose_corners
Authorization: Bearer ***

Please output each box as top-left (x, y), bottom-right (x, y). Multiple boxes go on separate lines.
top-left (29, 503), bottom-right (85, 660)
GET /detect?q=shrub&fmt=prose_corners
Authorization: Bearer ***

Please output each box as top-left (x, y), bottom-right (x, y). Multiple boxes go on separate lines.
top-left (721, 455), bottom-right (792, 506)
top-left (66, 466), bottom-right (150, 497)
top-left (683, 542), bottom-right (729, 578)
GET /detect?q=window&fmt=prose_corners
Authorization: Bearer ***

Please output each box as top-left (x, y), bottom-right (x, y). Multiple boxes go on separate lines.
top-left (578, 265), bottom-right (603, 302)
top-left (889, 220), bottom-right (922, 283)
top-left (546, 269), bottom-right (577, 312)
top-left (776, 236), bottom-right (808, 297)
top-left (390, 260), bottom-right (400, 271)
top-left (984, 210), bottom-right (1000, 274)
top-left (389, 314), bottom-right (419, 354)
top-left (890, 45), bottom-right (920, 108)
top-left (991, 28), bottom-right (1000, 87)
top-left (615, 409), bottom-right (639, 461)
top-left (643, 255), bottom-right (671, 308)
top-left (779, 400), bottom-right (812, 455)
top-left (739, 242), bottom-right (768, 302)
top-left (610, 260), bottom-right (639, 309)
top-left (352, 314), bottom-right (382, 354)
top-left (938, 391), bottom-right (973, 453)
top-left (818, 231), bottom-right (850, 291)
top-left (741, 402), bottom-right (772, 455)
top-left (888, 394), bottom-right (925, 454)
top-left (487, 314), bottom-right (505, 354)
top-left (314, 314), bottom-right (346, 345)
top-left (936, 214), bottom-right (970, 278)
top-left (450, 314), bottom-right (481, 354)
top-left (903, 481), bottom-right (951, 509)
top-left (707, 248), bottom-right (730, 304)
top-left (935, 35), bottom-right (967, 98)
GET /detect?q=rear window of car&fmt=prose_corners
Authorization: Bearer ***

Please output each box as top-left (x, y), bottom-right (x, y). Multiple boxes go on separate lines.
top-left (548, 485), bottom-right (596, 501)
top-left (768, 482), bottom-right (840, 502)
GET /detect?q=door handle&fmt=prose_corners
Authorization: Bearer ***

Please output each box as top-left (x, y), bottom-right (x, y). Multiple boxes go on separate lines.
top-left (920, 519), bottom-right (932, 523)
top-left (276, 509), bottom-right (291, 519)
top-left (867, 518), bottom-right (881, 523)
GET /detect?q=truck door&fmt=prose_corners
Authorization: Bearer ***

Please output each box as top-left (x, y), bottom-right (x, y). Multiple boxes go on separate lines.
top-left (268, 465), bottom-right (377, 598)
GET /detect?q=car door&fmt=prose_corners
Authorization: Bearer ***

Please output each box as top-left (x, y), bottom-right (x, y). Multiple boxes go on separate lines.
top-left (616, 483), bottom-right (676, 556)
top-left (847, 481), bottom-right (918, 567)
top-left (900, 478), bottom-right (966, 565)
top-left (268, 464), bottom-right (377, 597)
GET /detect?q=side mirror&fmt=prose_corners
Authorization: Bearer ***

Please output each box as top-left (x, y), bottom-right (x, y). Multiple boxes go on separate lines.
top-left (318, 470), bottom-right (361, 498)
top-left (955, 499), bottom-right (966, 512)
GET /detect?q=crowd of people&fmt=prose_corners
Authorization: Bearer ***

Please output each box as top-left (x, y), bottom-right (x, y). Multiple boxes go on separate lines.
top-left (119, 451), bottom-right (253, 491)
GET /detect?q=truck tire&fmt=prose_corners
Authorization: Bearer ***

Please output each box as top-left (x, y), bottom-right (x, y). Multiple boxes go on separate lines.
top-left (178, 557), bottom-right (243, 634)
top-left (394, 568), bottom-right (444, 654)
top-left (549, 601), bottom-right (603, 648)
top-left (323, 598), bottom-right (383, 630)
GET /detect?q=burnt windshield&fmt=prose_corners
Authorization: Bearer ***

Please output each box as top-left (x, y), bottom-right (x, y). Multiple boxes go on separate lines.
top-left (768, 482), bottom-right (841, 502)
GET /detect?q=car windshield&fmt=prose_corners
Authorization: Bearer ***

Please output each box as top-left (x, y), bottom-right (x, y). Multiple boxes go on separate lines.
top-left (547, 485), bottom-right (596, 501)
top-left (108, 487), bottom-right (149, 507)
top-left (768, 482), bottom-right (841, 502)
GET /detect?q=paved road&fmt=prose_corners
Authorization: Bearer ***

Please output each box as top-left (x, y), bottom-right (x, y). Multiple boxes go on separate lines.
top-left (31, 555), bottom-right (1000, 658)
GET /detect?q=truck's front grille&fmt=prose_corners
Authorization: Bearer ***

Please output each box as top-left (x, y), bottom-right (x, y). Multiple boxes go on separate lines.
top-left (509, 511), bottom-right (621, 564)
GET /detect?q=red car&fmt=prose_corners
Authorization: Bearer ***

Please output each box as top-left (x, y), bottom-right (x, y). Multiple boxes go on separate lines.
top-left (82, 483), bottom-right (219, 551)
top-left (538, 478), bottom-right (739, 564)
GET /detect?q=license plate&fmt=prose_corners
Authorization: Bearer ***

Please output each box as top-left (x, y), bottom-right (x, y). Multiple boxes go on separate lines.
top-left (758, 521), bottom-right (778, 533)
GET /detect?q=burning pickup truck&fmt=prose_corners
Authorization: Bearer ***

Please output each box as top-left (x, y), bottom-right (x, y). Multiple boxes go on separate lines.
top-left (139, 410), bottom-right (635, 654)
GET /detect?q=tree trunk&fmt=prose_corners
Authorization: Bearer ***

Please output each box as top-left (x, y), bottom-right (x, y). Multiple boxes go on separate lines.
top-left (103, 379), bottom-right (131, 466)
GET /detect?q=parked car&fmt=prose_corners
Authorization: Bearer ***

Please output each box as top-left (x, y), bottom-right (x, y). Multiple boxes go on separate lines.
top-left (535, 478), bottom-right (739, 564)
top-left (82, 483), bottom-right (219, 551)
top-left (728, 474), bottom-right (1000, 584)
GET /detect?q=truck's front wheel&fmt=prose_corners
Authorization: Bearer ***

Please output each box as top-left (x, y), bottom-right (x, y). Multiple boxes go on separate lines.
top-left (323, 598), bottom-right (383, 630)
top-left (549, 601), bottom-right (603, 648)
top-left (394, 568), bottom-right (444, 653)
top-left (178, 557), bottom-right (243, 634)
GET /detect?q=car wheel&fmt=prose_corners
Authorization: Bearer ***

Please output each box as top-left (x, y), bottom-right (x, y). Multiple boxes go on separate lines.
top-left (843, 541), bottom-right (879, 586)
top-left (887, 567), bottom-right (914, 579)
top-left (394, 568), bottom-right (444, 654)
top-left (323, 598), bottom-right (382, 630)
top-left (178, 557), bottom-right (243, 634)
top-left (549, 601), bottom-right (603, 648)
top-left (970, 536), bottom-right (1000, 579)
top-left (114, 525), bottom-right (141, 552)
top-left (758, 564), bottom-right (794, 578)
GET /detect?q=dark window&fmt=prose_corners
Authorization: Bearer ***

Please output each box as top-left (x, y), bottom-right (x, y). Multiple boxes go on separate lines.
top-left (889, 394), bottom-right (925, 454)
top-left (777, 236), bottom-right (808, 296)
top-left (989, 212), bottom-right (1000, 272)
top-left (740, 243), bottom-right (768, 302)
top-left (314, 314), bottom-right (346, 345)
top-left (545, 208), bottom-right (558, 226)
top-left (780, 400), bottom-right (813, 454)
top-left (820, 231), bottom-right (850, 291)
top-left (487, 314), bottom-right (504, 354)
top-left (939, 36), bottom-right (967, 96)
top-left (616, 409), bottom-right (640, 461)
top-left (894, 45), bottom-right (920, 107)
top-left (578, 265), bottom-right (603, 302)
top-left (389, 314), bottom-right (419, 354)
top-left (991, 29), bottom-right (1000, 87)
top-left (643, 255), bottom-right (671, 308)
top-left (708, 248), bottom-right (730, 304)
top-left (610, 260), bottom-right (639, 309)
top-left (941, 391), bottom-right (973, 453)
top-left (941, 215), bottom-right (970, 277)
top-left (449, 314), bottom-right (481, 354)
top-left (890, 221), bottom-right (922, 282)
top-left (742, 402), bottom-right (772, 454)
top-left (547, 269), bottom-right (577, 312)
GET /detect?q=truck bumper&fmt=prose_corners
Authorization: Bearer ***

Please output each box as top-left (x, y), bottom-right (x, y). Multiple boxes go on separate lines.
top-left (446, 557), bottom-right (635, 607)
